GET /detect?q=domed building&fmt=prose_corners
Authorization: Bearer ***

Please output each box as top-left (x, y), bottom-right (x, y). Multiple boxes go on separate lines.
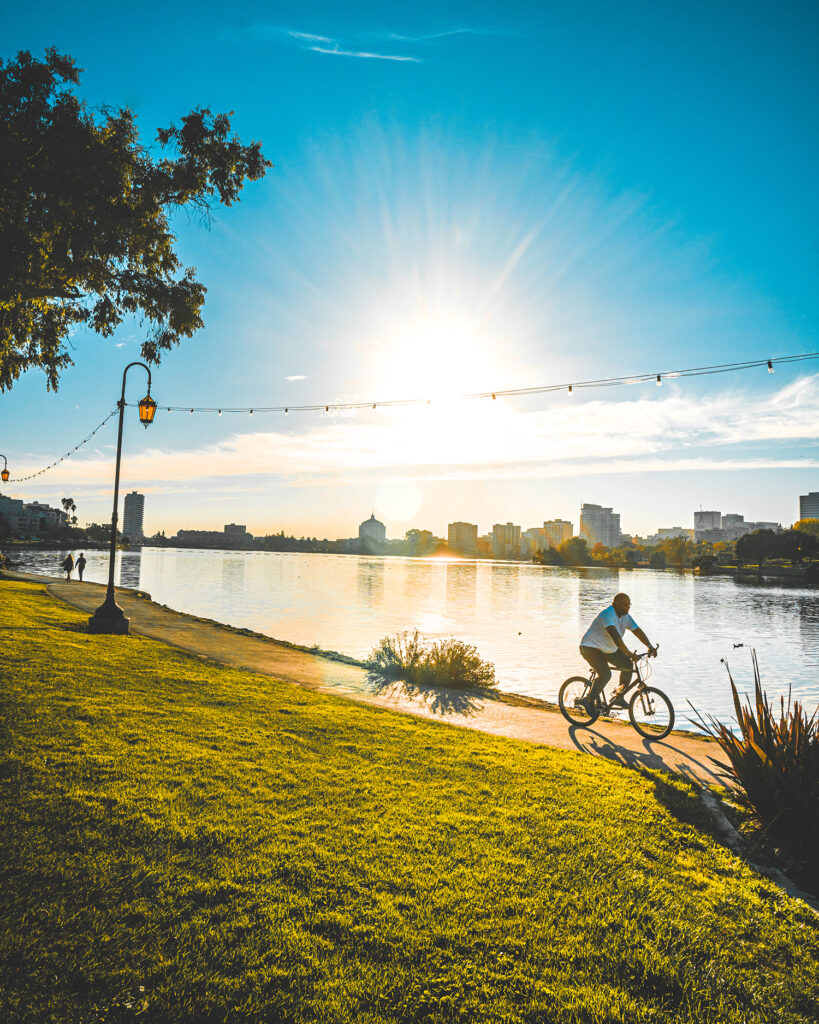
top-left (359, 513), bottom-right (386, 546)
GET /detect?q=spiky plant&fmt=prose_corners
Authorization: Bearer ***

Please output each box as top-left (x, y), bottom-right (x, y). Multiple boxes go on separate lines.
top-left (695, 649), bottom-right (819, 871)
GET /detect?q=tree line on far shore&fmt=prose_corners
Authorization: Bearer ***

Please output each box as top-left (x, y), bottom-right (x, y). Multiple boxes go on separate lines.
top-left (534, 521), bottom-right (819, 571)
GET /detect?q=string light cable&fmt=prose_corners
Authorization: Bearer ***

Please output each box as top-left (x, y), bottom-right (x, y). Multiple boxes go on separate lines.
top-left (8, 352), bottom-right (816, 482)
top-left (124, 351), bottom-right (819, 415)
top-left (7, 409), bottom-right (118, 482)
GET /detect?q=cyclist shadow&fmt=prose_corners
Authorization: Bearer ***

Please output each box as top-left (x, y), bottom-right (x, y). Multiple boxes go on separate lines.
top-left (566, 722), bottom-right (729, 789)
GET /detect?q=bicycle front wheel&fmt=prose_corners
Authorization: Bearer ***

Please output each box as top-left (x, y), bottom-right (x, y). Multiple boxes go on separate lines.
top-left (558, 676), bottom-right (599, 726)
top-left (628, 686), bottom-right (674, 740)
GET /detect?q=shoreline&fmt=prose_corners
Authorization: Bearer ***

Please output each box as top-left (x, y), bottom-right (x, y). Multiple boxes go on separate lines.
top-left (2, 570), bottom-right (725, 777)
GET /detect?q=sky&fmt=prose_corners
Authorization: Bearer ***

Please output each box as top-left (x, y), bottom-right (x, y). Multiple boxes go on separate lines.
top-left (2, 0), bottom-right (818, 539)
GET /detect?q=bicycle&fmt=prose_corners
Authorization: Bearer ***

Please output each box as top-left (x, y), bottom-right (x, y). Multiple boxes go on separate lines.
top-left (557, 647), bottom-right (675, 740)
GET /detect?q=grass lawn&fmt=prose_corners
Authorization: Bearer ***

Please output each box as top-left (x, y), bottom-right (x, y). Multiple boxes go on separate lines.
top-left (1, 579), bottom-right (817, 1023)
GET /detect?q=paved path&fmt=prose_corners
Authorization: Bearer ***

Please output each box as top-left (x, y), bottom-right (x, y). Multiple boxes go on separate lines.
top-left (7, 571), bottom-right (731, 786)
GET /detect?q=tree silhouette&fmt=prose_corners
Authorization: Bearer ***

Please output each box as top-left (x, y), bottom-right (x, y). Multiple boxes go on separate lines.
top-left (0, 49), bottom-right (270, 391)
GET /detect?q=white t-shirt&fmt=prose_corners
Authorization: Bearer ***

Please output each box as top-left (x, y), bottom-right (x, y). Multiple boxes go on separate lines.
top-left (581, 605), bottom-right (639, 654)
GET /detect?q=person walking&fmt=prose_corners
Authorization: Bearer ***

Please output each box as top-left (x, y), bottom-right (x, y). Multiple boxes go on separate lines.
top-left (76, 553), bottom-right (87, 582)
top-left (578, 592), bottom-right (657, 714)
top-left (61, 552), bottom-right (74, 581)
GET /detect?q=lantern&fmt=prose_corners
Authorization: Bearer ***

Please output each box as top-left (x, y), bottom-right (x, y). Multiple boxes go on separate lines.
top-left (138, 393), bottom-right (157, 427)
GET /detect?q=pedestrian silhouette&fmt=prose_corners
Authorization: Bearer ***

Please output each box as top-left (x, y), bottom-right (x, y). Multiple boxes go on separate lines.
top-left (76, 553), bottom-right (87, 582)
top-left (61, 553), bottom-right (74, 581)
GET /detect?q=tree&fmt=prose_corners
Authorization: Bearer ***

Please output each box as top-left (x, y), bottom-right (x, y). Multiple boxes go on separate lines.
top-left (0, 49), bottom-right (270, 391)
top-left (558, 536), bottom-right (591, 566)
top-left (404, 529), bottom-right (436, 557)
top-left (533, 546), bottom-right (565, 566)
top-left (661, 536), bottom-right (692, 569)
top-left (793, 519), bottom-right (819, 538)
top-left (649, 549), bottom-right (667, 568)
top-left (776, 529), bottom-right (818, 565)
top-left (735, 529), bottom-right (778, 568)
top-left (61, 496), bottom-right (77, 525)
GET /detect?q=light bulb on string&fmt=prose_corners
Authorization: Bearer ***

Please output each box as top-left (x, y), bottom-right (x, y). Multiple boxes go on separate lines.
top-left (656, 375), bottom-right (662, 387)
top-left (767, 360), bottom-right (774, 374)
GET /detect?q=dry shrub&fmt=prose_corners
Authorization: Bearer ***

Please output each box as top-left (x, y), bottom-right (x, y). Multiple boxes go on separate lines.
top-left (367, 630), bottom-right (497, 690)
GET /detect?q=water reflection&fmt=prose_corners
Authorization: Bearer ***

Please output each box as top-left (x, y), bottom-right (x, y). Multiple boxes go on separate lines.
top-left (357, 559), bottom-right (385, 605)
top-left (118, 551), bottom-right (142, 590)
top-left (221, 556), bottom-right (246, 596)
top-left (446, 561), bottom-right (477, 609)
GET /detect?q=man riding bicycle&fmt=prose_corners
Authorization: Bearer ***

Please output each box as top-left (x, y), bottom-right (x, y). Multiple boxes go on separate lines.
top-left (579, 593), bottom-right (657, 715)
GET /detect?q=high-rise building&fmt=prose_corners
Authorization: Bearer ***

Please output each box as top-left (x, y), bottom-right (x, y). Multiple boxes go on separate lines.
top-left (693, 510), bottom-right (721, 541)
top-left (579, 504), bottom-right (620, 548)
top-left (492, 522), bottom-right (521, 558)
top-left (543, 519), bottom-right (573, 547)
top-left (122, 491), bottom-right (145, 546)
top-left (448, 521), bottom-right (478, 555)
top-left (800, 492), bottom-right (819, 519)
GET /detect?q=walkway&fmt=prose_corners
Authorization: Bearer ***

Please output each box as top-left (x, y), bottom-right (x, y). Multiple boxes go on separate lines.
top-left (9, 571), bottom-right (731, 786)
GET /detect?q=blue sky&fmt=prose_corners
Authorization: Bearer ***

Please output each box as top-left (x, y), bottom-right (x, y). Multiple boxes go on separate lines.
top-left (2, 0), bottom-right (818, 538)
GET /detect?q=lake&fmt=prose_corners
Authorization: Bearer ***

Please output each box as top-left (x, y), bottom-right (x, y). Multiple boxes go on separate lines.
top-left (13, 547), bottom-right (819, 727)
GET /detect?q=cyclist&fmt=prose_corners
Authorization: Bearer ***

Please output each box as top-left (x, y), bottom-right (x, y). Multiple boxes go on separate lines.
top-left (579, 593), bottom-right (657, 715)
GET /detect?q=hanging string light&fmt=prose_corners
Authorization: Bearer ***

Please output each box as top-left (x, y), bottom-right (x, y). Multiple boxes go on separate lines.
top-left (6, 409), bottom-right (118, 482)
top-left (124, 352), bottom-right (819, 417)
top-left (12, 352), bottom-right (816, 485)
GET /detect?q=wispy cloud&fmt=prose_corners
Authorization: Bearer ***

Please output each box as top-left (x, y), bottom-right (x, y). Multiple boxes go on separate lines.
top-left (287, 30), bottom-right (333, 44)
top-left (285, 375), bottom-right (307, 381)
top-left (308, 45), bottom-right (420, 63)
top-left (233, 22), bottom-right (495, 63)
top-left (234, 24), bottom-right (421, 62)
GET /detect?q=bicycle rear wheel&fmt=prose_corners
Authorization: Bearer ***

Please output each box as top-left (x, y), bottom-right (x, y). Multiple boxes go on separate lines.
top-left (628, 686), bottom-right (674, 740)
top-left (558, 676), bottom-right (599, 726)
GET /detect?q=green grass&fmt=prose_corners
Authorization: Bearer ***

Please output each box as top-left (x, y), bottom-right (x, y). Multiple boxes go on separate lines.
top-left (1, 580), bottom-right (817, 1024)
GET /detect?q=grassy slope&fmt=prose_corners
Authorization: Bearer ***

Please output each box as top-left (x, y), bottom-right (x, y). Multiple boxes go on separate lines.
top-left (0, 580), bottom-right (817, 1024)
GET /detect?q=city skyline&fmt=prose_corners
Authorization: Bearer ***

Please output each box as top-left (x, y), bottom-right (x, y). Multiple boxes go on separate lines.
top-left (3, 484), bottom-right (802, 550)
top-left (2, 3), bottom-right (818, 535)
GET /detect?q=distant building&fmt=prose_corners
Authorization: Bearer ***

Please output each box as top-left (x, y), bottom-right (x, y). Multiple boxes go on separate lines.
top-left (224, 523), bottom-right (247, 537)
top-left (359, 514), bottom-right (386, 544)
top-left (492, 522), bottom-right (521, 558)
top-left (657, 527), bottom-right (693, 540)
top-left (800, 492), bottom-right (819, 519)
top-left (543, 519), bottom-right (573, 547)
top-left (521, 527), bottom-right (545, 557)
top-left (122, 491), bottom-right (145, 546)
top-left (694, 510), bottom-right (721, 536)
top-left (580, 504), bottom-right (621, 548)
top-left (358, 514), bottom-right (386, 552)
top-left (448, 521), bottom-right (478, 555)
top-left (694, 509), bottom-right (781, 543)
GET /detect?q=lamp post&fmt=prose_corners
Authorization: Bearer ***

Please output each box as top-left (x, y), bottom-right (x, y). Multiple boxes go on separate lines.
top-left (88, 362), bottom-right (156, 634)
top-left (0, 455), bottom-right (8, 483)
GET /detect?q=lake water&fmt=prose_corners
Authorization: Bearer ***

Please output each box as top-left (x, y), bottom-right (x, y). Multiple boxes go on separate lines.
top-left (12, 548), bottom-right (819, 727)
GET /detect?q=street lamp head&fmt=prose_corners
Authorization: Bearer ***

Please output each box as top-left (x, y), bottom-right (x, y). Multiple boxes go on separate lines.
top-left (138, 393), bottom-right (157, 427)
top-left (1, 468), bottom-right (8, 483)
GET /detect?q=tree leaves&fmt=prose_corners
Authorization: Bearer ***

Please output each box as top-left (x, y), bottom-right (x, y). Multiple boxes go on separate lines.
top-left (0, 48), bottom-right (271, 391)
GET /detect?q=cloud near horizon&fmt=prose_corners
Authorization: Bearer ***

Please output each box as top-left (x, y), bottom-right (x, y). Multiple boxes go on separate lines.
top-left (12, 376), bottom-right (819, 490)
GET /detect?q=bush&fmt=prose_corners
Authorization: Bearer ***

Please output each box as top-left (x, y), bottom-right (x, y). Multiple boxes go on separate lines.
top-left (367, 630), bottom-right (497, 690)
top-left (694, 651), bottom-right (819, 879)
